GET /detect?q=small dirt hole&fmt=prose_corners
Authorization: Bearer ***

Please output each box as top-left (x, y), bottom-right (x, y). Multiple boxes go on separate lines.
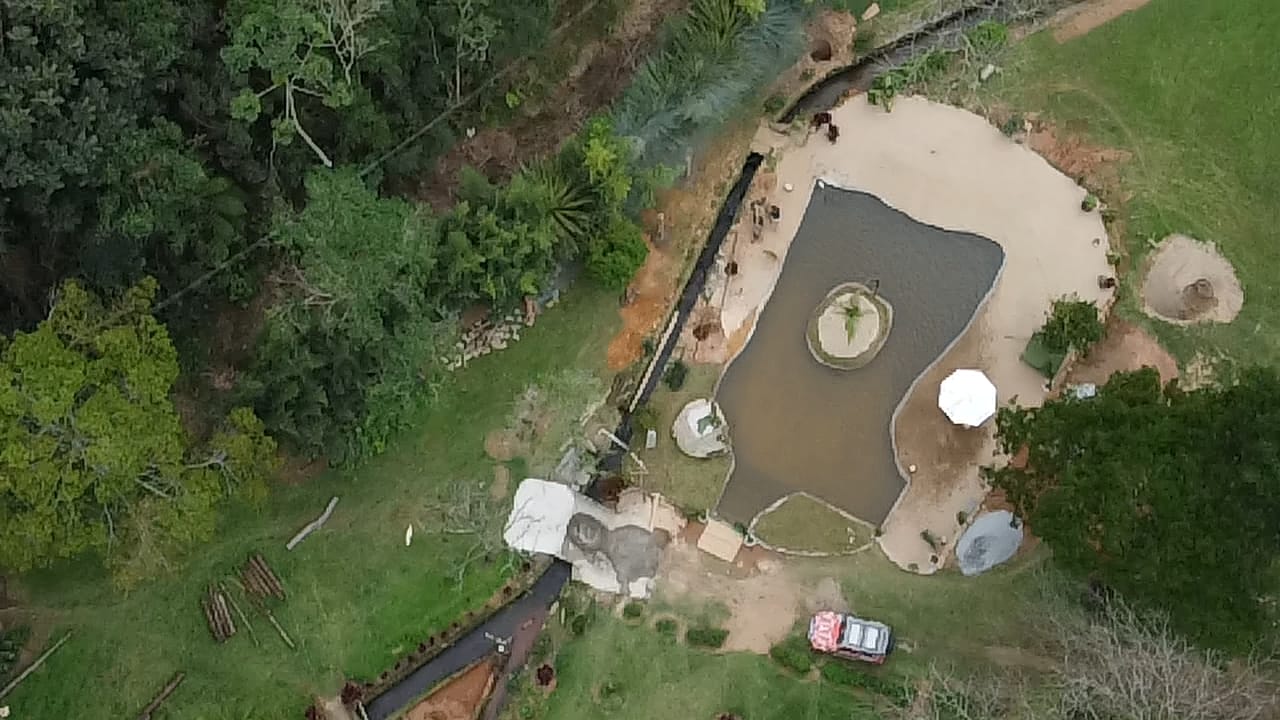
top-left (810, 39), bottom-right (833, 62)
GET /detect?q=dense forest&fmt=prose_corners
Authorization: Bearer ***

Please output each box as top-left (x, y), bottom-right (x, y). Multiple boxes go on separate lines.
top-left (0, 0), bottom-right (809, 584)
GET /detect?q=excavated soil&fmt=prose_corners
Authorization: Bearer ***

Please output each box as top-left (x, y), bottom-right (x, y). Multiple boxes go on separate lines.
top-left (1065, 318), bottom-right (1178, 387)
top-left (404, 659), bottom-right (497, 720)
top-left (1140, 234), bottom-right (1243, 325)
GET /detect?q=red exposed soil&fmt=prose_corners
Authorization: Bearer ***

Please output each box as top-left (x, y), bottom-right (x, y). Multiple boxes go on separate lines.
top-left (606, 240), bottom-right (678, 370)
top-left (419, 0), bottom-right (689, 209)
top-left (1024, 118), bottom-right (1130, 199)
top-left (1066, 317), bottom-right (1178, 387)
top-left (404, 659), bottom-right (497, 720)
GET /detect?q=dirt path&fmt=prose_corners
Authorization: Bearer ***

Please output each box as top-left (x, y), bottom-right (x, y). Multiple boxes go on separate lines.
top-left (419, 0), bottom-right (688, 209)
top-left (1052, 0), bottom-right (1153, 43)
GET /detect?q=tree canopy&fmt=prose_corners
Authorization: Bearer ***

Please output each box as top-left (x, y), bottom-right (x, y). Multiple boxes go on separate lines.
top-left (986, 368), bottom-right (1280, 647)
top-left (0, 280), bottom-right (276, 586)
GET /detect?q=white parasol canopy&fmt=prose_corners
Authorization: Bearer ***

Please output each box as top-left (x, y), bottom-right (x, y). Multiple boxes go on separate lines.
top-left (938, 369), bottom-right (997, 427)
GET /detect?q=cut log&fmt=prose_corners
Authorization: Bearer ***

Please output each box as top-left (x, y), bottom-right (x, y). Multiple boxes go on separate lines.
top-left (265, 611), bottom-right (295, 650)
top-left (0, 632), bottom-right (72, 700)
top-left (287, 496), bottom-right (339, 550)
top-left (249, 554), bottom-right (285, 600)
top-left (212, 589), bottom-right (236, 640)
top-left (137, 671), bottom-right (185, 720)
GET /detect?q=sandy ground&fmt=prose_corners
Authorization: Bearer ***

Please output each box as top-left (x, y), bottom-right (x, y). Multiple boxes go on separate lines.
top-left (1051, 0), bottom-right (1153, 43)
top-left (816, 293), bottom-right (880, 358)
top-left (1140, 234), bottom-right (1243, 325)
top-left (657, 541), bottom-right (846, 654)
top-left (719, 96), bottom-right (1114, 572)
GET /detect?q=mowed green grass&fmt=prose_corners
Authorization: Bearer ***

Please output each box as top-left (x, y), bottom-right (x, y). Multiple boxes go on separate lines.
top-left (990, 0), bottom-right (1280, 368)
top-left (9, 287), bottom-right (619, 719)
top-left (542, 615), bottom-right (880, 720)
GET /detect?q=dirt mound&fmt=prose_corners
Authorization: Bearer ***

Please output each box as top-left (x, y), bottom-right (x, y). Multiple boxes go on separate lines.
top-left (1140, 235), bottom-right (1242, 325)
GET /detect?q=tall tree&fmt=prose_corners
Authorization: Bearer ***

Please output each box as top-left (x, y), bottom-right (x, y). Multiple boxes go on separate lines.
top-left (246, 169), bottom-right (446, 463)
top-left (0, 279), bottom-right (276, 585)
top-left (222, 0), bottom-right (391, 168)
top-left (986, 368), bottom-right (1280, 647)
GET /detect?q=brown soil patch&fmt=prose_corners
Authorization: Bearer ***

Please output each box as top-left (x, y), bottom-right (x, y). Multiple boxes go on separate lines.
top-left (1025, 118), bottom-right (1130, 196)
top-left (1066, 318), bottom-right (1178, 387)
top-left (1052, 0), bottom-right (1152, 43)
top-left (658, 541), bottom-right (800, 654)
top-left (0, 606), bottom-right (56, 676)
top-left (404, 659), bottom-right (497, 720)
top-left (483, 429), bottom-right (520, 462)
top-left (607, 240), bottom-right (679, 370)
top-left (419, 0), bottom-right (688, 209)
top-left (490, 464), bottom-right (512, 501)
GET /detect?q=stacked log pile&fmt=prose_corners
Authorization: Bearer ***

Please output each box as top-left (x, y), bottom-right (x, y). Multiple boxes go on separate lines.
top-left (240, 553), bottom-right (286, 601)
top-left (201, 587), bottom-right (236, 643)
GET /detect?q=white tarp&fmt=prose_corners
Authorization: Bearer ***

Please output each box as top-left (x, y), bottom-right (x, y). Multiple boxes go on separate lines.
top-left (503, 478), bottom-right (576, 555)
top-left (938, 369), bottom-right (998, 427)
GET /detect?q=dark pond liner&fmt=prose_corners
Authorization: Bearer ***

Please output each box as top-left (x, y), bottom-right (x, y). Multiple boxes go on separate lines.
top-left (715, 183), bottom-right (1003, 526)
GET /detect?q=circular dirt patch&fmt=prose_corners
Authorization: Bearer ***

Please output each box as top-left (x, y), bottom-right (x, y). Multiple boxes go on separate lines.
top-left (1140, 234), bottom-right (1242, 324)
top-left (805, 282), bottom-right (893, 370)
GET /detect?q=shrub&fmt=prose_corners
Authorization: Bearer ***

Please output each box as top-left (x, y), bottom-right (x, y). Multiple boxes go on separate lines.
top-left (868, 49), bottom-right (952, 111)
top-left (956, 510), bottom-right (968, 525)
top-left (586, 218), bottom-right (649, 290)
top-left (1081, 193), bottom-right (1100, 212)
top-left (570, 613), bottom-right (591, 636)
top-left (631, 405), bottom-right (659, 435)
top-left (819, 663), bottom-right (914, 706)
top-left (655, 618), bottom-right (678, 637)
top-left (763, 94), bottom-right (786, 115)
top-left (769, 635), bottom-right (814, 674)
top-left (965, 21), bottom-right (1009, 56)
top-left (623, 601), bottom-right (645, 619)
top-left (1037, 297), bottom-right (1104, 356)
top-left (1000, 114), bottom-right (1024, 137)
top-left (686, 626), bottom-right (729, 648)
top-left (663, 359), bottom-right (688, 391)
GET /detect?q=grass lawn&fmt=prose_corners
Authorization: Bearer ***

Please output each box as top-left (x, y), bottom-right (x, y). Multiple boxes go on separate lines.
top-left (629, 363), bottom-right (731, 513)
top-left (8, 286), bottom-right (619, 719)
top-left (751, 493), bottom-right (874, 554)
top-left (531, 615), bottom-right (882, 720)
top-left (987, 0), bottom-right (1280, 368)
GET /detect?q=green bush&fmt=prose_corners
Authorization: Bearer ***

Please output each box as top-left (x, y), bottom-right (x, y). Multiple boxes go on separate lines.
top-left (763, 94), bottom-right (786, 115)
top-left (769, 635), bottom-right (814, 674)
top-left (586, 218), bottom-right (649, 290)
top-left (569, 613), bottom-right (591, 636)
top-left (1037, 297), bottom-right (1105, 356)
top-left (631, 405), bottom-right (660, 435)
top-left (623, 601), bottom-right (645, 620)
top-left (1000, 114), bottom-right (1024, 137)
top-left (868, 49), bottom-right (952, 111)
top-left (965, 21), bottom-right (1009, 56)
top-left (818, 662), bottom-right (912, 706)
top-left (662, 359), bottom-right (688, 391)
top-left (1081, 193), bottom-right (1100, 212)
top-left (685, 626), bottom-right (729, 648)
top-left (655, 618), bottom-right (678, 637)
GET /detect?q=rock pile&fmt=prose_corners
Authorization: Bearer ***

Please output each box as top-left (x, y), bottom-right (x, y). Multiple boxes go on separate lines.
top-left (445, 311), bottom-right (534, 370)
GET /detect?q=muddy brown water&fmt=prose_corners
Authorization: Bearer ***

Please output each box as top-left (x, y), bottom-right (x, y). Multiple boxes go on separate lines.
top-left (715, 185), bottom-right (1003, 525)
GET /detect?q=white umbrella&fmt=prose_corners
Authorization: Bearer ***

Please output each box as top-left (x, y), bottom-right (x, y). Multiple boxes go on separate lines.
top-left (938, 369), bottom-right (997, 427)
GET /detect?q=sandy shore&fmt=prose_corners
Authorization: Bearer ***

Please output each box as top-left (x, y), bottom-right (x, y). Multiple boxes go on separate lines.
top-left (716, 96), bottom-right (1114, 572)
